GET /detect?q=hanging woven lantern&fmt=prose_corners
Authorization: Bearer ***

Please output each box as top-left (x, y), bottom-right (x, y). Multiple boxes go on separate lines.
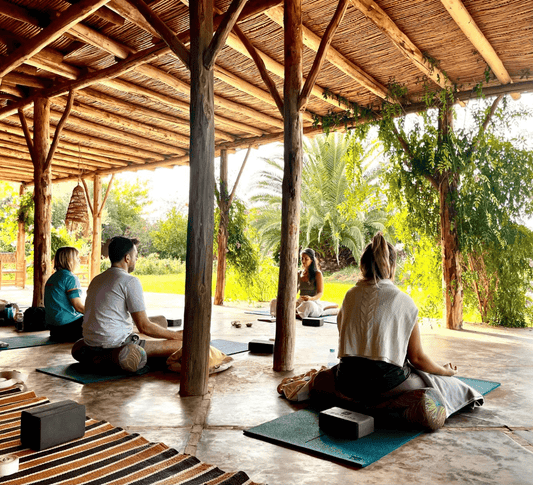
top-left (65, 184), bottom-right (90, 237)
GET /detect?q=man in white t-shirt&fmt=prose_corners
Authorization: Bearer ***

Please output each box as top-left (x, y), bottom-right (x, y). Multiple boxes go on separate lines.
top-left (72, 236), bottom-right (182, 373)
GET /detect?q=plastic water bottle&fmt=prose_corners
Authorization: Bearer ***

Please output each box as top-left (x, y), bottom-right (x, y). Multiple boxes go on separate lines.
top-left (328, 348), bottom-right (337, 368)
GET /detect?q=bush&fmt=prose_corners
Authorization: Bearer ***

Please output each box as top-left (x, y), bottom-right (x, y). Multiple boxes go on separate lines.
top-left (396, 237), bottom-right (443, 320)
top-left (223, 257), bottom-right (279, 303)
top-left (100, 254), bottom-right (185, 275)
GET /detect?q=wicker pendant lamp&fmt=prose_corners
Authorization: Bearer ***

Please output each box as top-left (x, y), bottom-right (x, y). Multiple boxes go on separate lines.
top-left (65, 183), bottom-right (90, 237)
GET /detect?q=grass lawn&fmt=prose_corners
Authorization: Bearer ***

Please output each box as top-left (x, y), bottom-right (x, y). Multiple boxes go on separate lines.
top-left (136, 273), bottom-right (354, 307)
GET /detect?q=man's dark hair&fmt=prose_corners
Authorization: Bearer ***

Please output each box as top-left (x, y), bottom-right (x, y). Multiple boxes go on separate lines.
top-left (108, 236), bottom-right (139, 264)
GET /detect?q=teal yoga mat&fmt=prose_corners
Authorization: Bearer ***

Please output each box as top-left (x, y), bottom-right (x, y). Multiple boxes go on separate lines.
top-left (0, 334), bottom-right (57, 350)
top-left (37, 363), bottom-right (150, 384)
top-left (36, 340), bottom-right (247, 384)
top-left (244, 377), bottom-right (500, 468)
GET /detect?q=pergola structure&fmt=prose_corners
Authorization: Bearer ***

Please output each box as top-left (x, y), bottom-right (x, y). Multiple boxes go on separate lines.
top-left (1, 0), bottom-right (532, 395)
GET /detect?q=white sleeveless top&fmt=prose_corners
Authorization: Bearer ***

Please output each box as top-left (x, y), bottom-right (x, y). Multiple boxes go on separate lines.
top-left (337, 279), bottom-right (418, 368)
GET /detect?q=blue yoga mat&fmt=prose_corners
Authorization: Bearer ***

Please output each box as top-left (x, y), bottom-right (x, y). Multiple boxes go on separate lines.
top-left (211, 339), bottom-right (249, 355)
top-left (37, 363), bottom-right (151, 384)
top-left (244, 377), bottom-right (500, 468)
top-left (0, 334), bottom-right (57, 350)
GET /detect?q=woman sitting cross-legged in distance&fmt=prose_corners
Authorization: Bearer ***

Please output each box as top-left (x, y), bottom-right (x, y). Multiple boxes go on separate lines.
top-left (44, 246), bottom-right (85, 342)
top-left (270, 248), bottom-right (338, 319)
top-left (318, 232), bottom-right (484, 430)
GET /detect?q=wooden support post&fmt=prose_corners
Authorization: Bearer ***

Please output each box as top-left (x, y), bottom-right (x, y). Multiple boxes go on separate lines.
top-left (16, 184), bottom-right (26, 288)
top-left (90, 174), bottom-right (102, 281)
top-left (214, 149), bottom-right (229, 306)
top-left (181, 0), bottom-right (215, 397)
top-left (32, 97), bottom-right (52, 307)
top-left (274, 0), bottom-right (303, 372)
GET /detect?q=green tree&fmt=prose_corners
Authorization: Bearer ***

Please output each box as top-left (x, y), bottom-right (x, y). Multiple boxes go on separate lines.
top-left (0, 182), bottom-right (19, 252)
top-left (151, 207), bottom-right (188, 260)
top-left (380, 96), bottom-right (533, 327)
top-left (214, 198), bottom-right (259, 279)
top-left (102, 179), bottom-right (153, 253)
top-left (251, 133), bottom-right (388, 262)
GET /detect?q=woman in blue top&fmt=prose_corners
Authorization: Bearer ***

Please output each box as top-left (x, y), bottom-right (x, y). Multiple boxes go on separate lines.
top-left (44, 247), bottom-right (85, 342)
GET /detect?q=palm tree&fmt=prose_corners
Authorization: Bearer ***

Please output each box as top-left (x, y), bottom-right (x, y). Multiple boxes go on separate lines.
top-left (251, 133), bottom-right (388, 262)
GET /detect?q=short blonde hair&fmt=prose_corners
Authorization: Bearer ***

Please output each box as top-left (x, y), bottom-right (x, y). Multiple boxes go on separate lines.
top-left (54, 247), bottom-right (79, 272)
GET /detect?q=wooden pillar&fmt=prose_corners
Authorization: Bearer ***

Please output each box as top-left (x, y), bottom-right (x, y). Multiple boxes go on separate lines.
top-left (181, 0), bottom-right (215, 397)
top-left (214, 149), bottom-right (229, 306)
top-left (16, 184), bottom-right (26, 288)
top-left (274, 0), bottom-right (303, 372)
top-left (32, 97), bottom-right (52, 307)
top-left (90, 174), bottom-right (102, 281)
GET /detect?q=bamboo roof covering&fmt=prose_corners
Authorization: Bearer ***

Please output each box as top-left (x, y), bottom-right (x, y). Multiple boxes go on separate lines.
top-left (0, 0), bottom-right (532, 184)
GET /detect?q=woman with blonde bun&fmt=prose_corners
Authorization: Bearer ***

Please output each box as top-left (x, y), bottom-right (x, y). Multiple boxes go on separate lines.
top-left (334, 232), bottom-right (483, 430)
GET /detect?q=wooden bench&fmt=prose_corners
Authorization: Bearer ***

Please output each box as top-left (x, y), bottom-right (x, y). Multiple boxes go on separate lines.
top-left (0, 252), bottom-right (26, 289)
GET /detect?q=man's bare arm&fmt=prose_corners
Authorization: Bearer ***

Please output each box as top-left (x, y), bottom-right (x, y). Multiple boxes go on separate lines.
top-left (131, 311), bottom-right (182, 340)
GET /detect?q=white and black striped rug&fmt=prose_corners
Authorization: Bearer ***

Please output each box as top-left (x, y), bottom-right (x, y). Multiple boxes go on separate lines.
top-left (0, 386), bottom-right (257, 485)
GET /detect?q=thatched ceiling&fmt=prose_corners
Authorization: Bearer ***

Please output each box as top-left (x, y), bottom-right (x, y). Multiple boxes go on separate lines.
top-left (0, 0), bottom-right (532, 184)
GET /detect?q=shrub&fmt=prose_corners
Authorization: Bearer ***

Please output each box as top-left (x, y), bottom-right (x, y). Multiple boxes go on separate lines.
top-left (99, 254), bottom-right (185, 275)
top-left (223, 257), bottom-right (279, 303)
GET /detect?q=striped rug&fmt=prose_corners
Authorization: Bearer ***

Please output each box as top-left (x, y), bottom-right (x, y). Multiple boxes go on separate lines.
top-left (0, 386), bottom-right (258, 485)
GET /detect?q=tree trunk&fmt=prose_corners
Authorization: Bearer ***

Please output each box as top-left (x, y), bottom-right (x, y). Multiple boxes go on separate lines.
top-left (90, 174), bottom-right (102, 281)
top-left (32, 97), bottom-right (52, 307)
top-left (181, 0), bottom-right (215, 397)
top-left (214, 149), bottom-right (229, 305)
top-left (274, 0), bottom-right (303, 372)
top-left (17, 184), bottom-right (26, 288)
top-left (439, 172), bottom-right (463, 329)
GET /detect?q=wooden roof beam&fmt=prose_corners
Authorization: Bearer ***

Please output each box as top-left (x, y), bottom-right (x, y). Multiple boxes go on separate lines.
top-left (0, 1), bottom-right (284, 132)
top-left (0, 3), bottom-right (273, 134)
top-left (62, 0), bottom-right (124, 26)
top-left (233, 25), bottom-right (284, 116)
top-left (0, 120), bottom-right (144, 164)
top-left (77, 88), bottom-right (235, 142)
top-left (299, 0), bottom-right (349, 111)
top-left (0, 26), bottom-right (235, 140)
top-left (224, 30), bottom-right (351, 111)
top-left (0, 143), bottom-right (109, 171)
top-left (136, 64), bottom-right (284, 129)
top-left (440, 0), bottom-right (520, 100)
top-left (349, 0), bottom-right (453, 91)
top-left (266, 6), bottom-right (389, 101)
top-left (0, 0), bottom-right (111, 78)
top-left (0, 156), bottom-right (80, 176)
top-left (107, 0), bottom-right (159, 36)
top-left (105, 77), bottom-right (266, 135)
top-left (204, 0), bottom-right (249, 70)
top-left (45, 108), bottom-right (186, 156)
top-left (51, 94), bottom-right (191, 148)
top-left (124, 0), bottom-right (190, 68)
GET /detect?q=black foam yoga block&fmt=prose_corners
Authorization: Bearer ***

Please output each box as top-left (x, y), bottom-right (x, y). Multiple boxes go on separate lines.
top-left (21, 400), bottom-right (86, 450)
top-left (248, 340), bottom-right (274, 353)
top-left (319, 407), bottom-right (374, 439)
top-left (302, 317), bottom-right (324, 327)
top-left (167, 318), bottom-right (182, 327)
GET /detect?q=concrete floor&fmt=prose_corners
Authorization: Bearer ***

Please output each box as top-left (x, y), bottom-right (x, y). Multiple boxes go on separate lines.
top-left (1, 287), bottom-right (533, 484)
